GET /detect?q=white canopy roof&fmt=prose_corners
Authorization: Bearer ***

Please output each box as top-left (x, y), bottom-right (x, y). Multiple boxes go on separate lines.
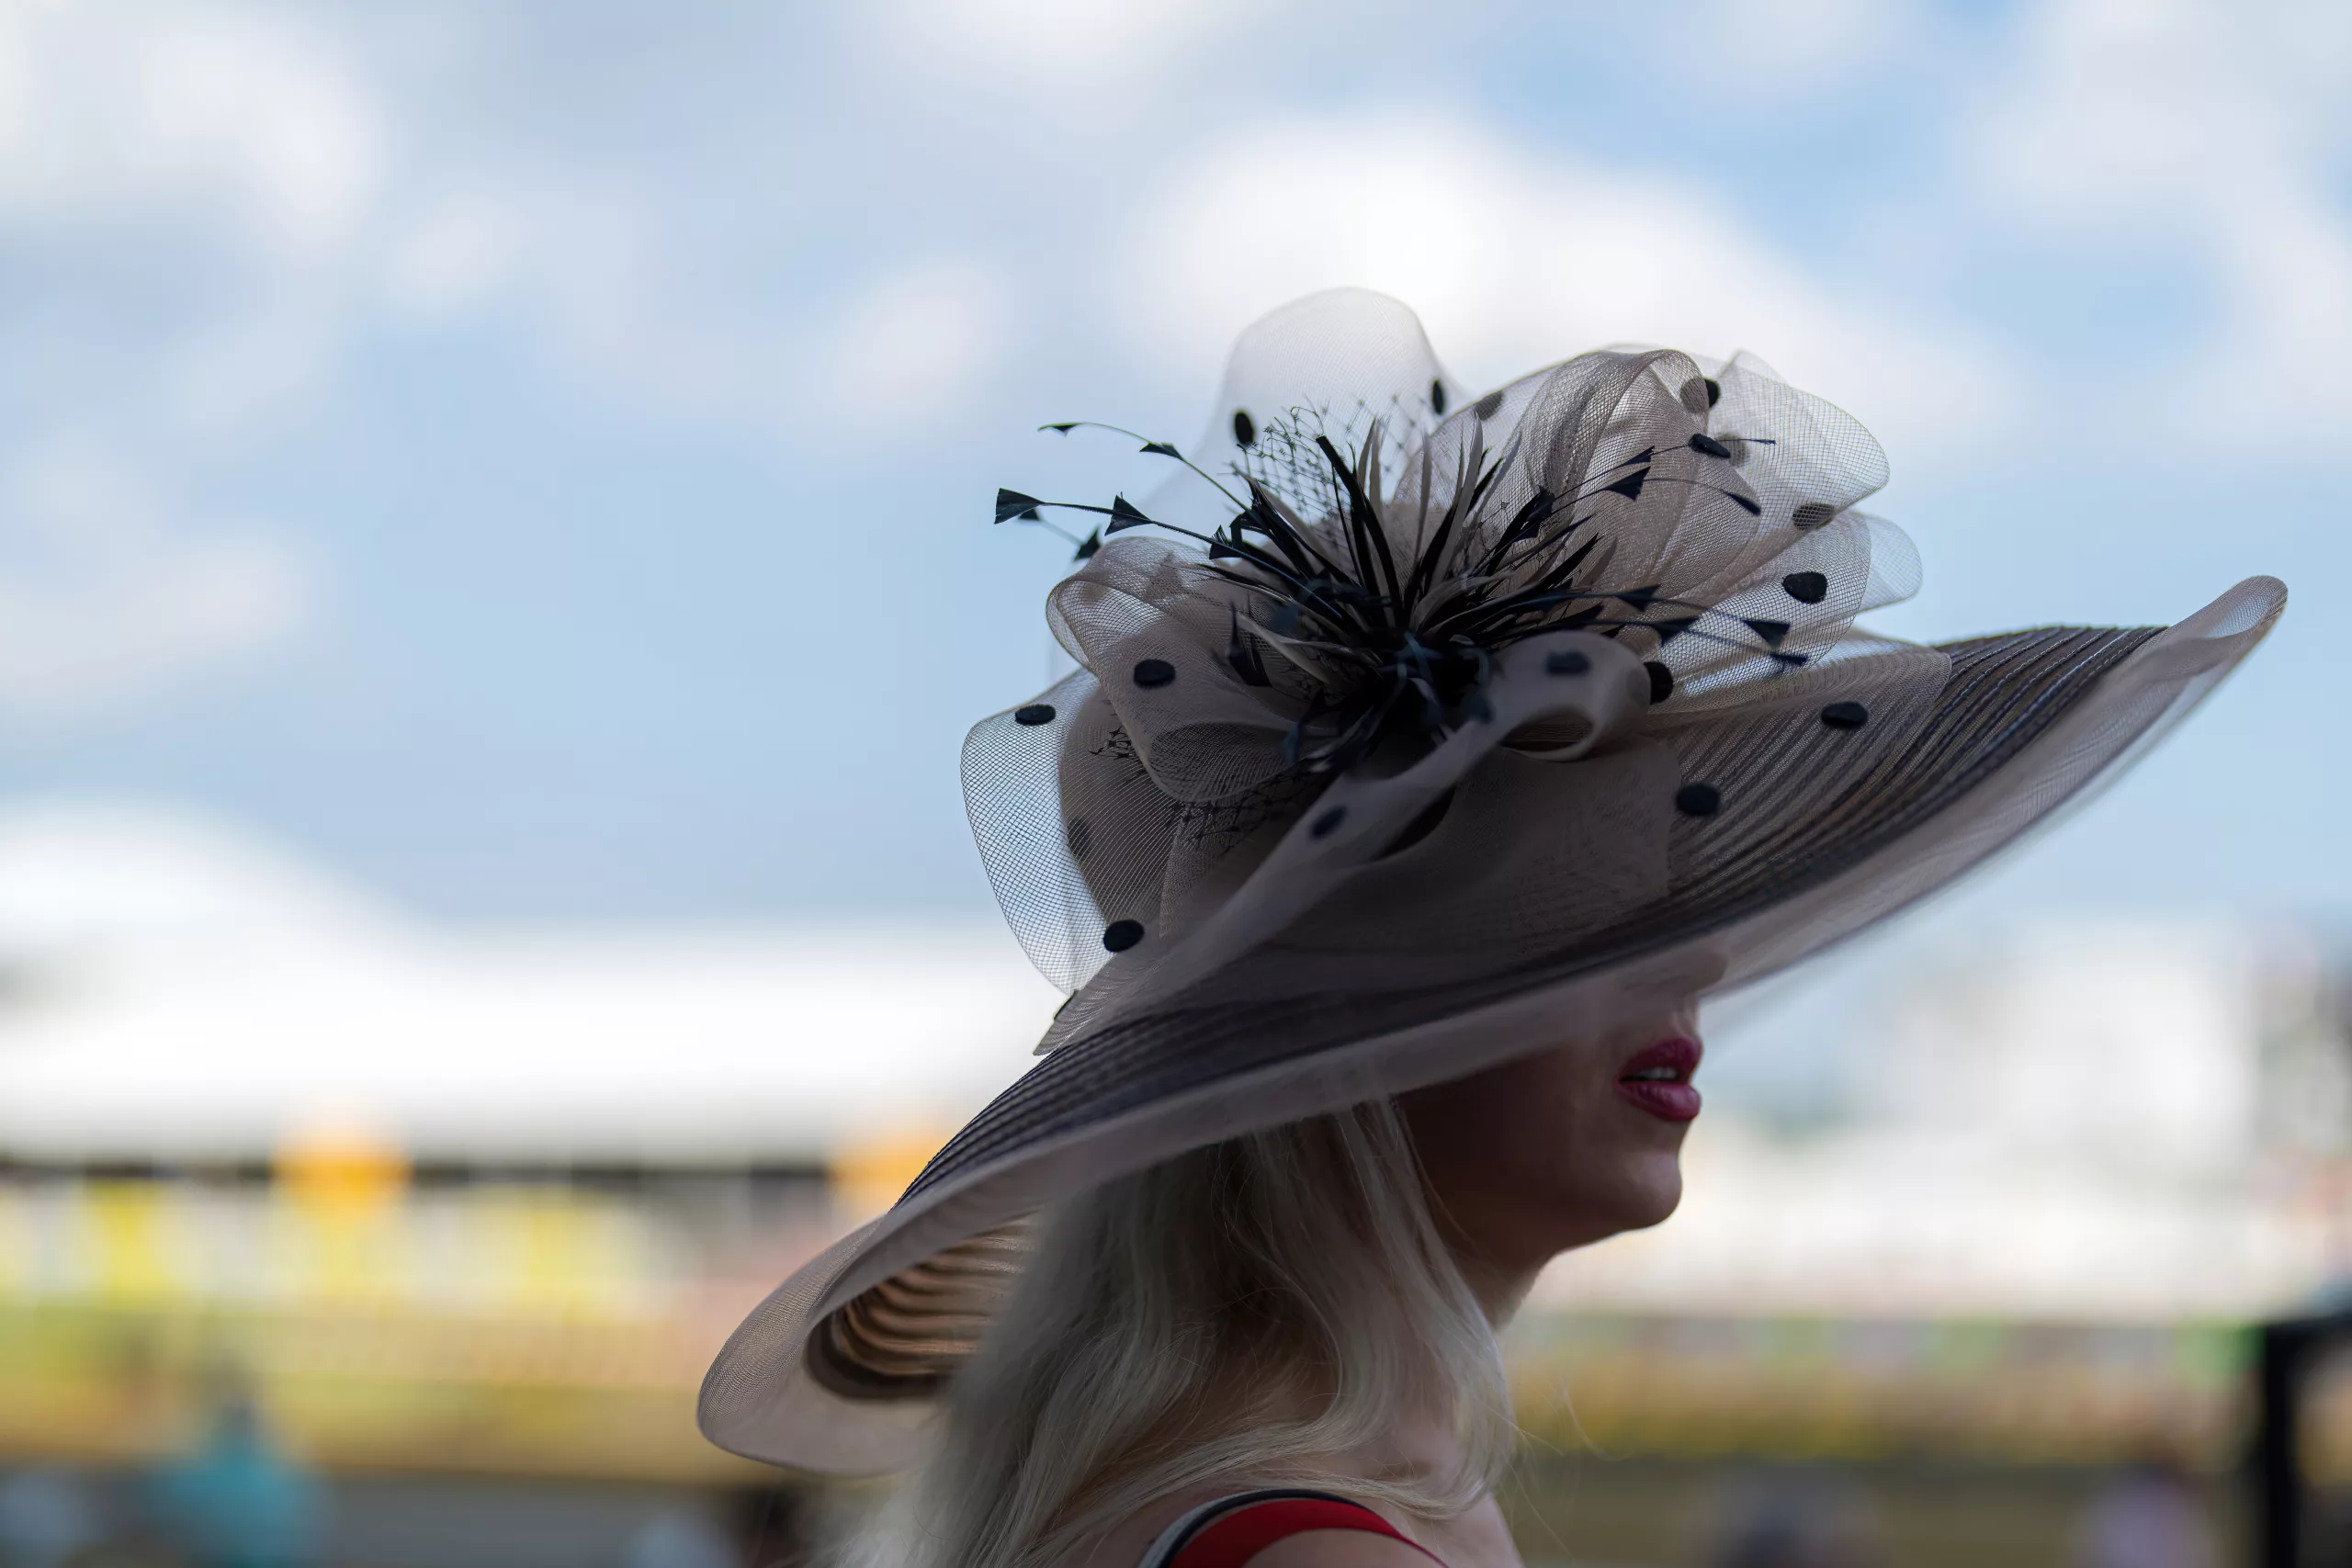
top-left (0, 801), bottom-right (1057, 1162)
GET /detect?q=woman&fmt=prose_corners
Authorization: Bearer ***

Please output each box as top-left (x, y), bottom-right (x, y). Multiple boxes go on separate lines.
top-left (700, 291), bottom-right (2282, 1567)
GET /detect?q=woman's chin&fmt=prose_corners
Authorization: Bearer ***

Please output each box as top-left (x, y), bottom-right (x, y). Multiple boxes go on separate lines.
top-left (1587, 1158), bottom-right (1686, 1239)
top-left (1624, 1167), bottom-right (1685, 1231)
top-left (1524, 1166), bottom-right (1686, 1258)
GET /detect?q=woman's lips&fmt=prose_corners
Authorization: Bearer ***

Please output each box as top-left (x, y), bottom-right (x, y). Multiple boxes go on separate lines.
top-left (1614, 1036), bottom-right (1703, 1123)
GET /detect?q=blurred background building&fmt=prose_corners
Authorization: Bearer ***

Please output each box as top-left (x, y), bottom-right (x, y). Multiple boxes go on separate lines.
top-left (1, 0), bottom-right (2348, 1564)
top-left (0, 803), bottom-right (2344, 1565)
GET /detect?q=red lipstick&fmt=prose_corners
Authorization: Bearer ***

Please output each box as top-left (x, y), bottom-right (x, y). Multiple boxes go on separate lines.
top-left (1615, 1036), bottom-right (1703, 1122)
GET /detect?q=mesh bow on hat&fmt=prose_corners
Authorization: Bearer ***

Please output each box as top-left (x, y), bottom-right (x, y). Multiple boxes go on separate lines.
top-left (701, 288), bottom-right (2283, 1473)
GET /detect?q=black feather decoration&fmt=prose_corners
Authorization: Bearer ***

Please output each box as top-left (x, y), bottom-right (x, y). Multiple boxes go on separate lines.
top-left (996, 399), bottom-right (1812, 773)
top-left (1226, 606), bottom-right (1272, 687)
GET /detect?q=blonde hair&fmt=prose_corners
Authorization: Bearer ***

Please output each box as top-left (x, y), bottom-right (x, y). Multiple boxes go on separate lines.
top-left (839, 1100), bottom-right (1514, 1568)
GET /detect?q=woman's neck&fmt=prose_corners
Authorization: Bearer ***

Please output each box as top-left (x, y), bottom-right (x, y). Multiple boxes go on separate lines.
top-left (1416, 1198), bottom-right (1549, 1324)
top-left (1452, 1250), bottom-right (1544, 1325)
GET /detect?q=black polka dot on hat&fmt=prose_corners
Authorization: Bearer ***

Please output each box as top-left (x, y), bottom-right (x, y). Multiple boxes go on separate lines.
top-left (1473, 389), bottom-right (1503, 420)
top-left (1310, 805), bottom-right (1346, 839)
top-left (1066, 819), bottom-right (1092, 858)
top-left (1429, 379), bottom-right (1447, 415)
top-left (1781, 570), bottom-right (1828, 604)
top-left (1792, 502), bottom-right (1837, 530)
top-left (1675, 783), bottom-right (1721, 818)
top-left (1133, 658), bottom-right (1175, 688)
top-left (1545, 649), bottom-right (1591, 675)
top-left (1102, 919), bottom-right (1144, 953)
top-left (1820, 701), bottom-right (1869, 730)
top-left (1232, 409), bottom-right (1257, 447)
top-left (1645, 660), bottom-right (1675, 704)
top-left (1014, 703), bottom-right (1057, 726)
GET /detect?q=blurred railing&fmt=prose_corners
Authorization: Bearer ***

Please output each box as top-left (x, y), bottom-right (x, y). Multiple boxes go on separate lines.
top-left (0, 1158), bottom-right (835, 1483)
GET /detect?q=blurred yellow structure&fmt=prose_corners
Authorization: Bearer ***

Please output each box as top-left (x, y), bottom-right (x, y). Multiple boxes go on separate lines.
top-left (830, 1126), bottom-right (953, 1224)
top-left (0, 1167), bottom-right (803, 1482)
top-left (0, 1156), bottom-right (2323, 1485)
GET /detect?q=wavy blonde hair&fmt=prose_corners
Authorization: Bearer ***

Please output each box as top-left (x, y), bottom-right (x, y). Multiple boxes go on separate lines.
top-left (837, 1100), bottom-right (1514, 1568)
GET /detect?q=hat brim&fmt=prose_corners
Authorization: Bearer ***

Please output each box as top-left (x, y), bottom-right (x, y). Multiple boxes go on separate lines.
top-left (699, 577), bottom-right (2282, 1474)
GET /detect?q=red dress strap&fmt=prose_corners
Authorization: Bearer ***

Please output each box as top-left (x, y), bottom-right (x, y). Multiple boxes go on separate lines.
top-left (1163, 1492), bottom-right (1443, 1567)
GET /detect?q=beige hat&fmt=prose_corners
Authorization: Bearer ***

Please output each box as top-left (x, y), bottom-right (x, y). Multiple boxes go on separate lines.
top-left (700, 288), bottom-right (2284, 1473)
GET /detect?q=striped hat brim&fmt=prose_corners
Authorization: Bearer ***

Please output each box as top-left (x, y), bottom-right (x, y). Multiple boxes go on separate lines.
top-left (699, 577), bottom-right (2282, 1474)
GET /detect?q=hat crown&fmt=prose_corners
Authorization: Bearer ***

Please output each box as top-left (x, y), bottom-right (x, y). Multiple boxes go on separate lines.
top-left (981, 291), bottom-right (1919, 1000)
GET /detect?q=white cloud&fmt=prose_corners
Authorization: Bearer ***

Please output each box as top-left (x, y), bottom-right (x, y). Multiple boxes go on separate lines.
top-left (0, 0), bottom-right (379, 258)
top-left (1119, 109), bottom-right (2017, 468)
top-left (1966, 0), bottom-right (2350, 216)
top-left (1679, 0), bottom-right (1932, 96)
top-left (155, 284), bottom-right (350, 446)
top-left (0, 1), bottom-right (356, 718)
top-left (816, 255), bottom-right (1011, 426)
top-left (0, 3), bottom-right (1035, 466)
top-left (383, 192), bottom-right (528, 317)
top-left (378, 161), bottom-right (1015, 442)
top-left (0, 435), bottom-right (312, 719)
top-left (0, 1), bottom-right (379, 448)
top-left (434, 178), bottom-right (746, 416)
top-left (869, 0), bottom-right (1246, 84)
top-left (1960, 0), bottom-right (2352, 425)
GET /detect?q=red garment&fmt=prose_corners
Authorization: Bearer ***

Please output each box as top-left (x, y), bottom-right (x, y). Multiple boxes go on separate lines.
top-left (1166, 1495), bottom-right (1444, 1567)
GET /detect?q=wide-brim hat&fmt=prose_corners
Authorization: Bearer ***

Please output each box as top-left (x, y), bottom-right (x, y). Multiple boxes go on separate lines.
top-left (700, 289), bottom-right (2283, 1473)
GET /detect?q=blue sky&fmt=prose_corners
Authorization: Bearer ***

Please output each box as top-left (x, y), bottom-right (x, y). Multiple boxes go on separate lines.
top-left (0, 0), bottom-right (2346, 925)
